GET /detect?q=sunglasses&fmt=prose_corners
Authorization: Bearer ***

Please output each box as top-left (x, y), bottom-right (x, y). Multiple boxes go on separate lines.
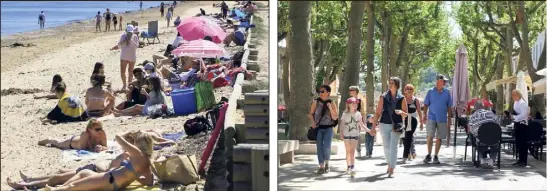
top-left (94, 128), bottom-right (103, 132)
top-left (319, 90), bottom-right (327, 94)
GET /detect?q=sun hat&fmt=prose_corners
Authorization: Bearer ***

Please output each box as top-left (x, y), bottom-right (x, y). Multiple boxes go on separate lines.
top-left (346, 97), bottom-right (358, 104)
top-left (126, 24), bottom-right (135, 33)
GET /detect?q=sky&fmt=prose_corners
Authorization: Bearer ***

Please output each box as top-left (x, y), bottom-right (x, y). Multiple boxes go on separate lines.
top-left (445, 1), bottom-right (463, 39)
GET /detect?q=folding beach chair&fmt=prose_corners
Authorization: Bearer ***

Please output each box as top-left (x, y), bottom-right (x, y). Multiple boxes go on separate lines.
top-left (141, 20), bottom-right (160, 44)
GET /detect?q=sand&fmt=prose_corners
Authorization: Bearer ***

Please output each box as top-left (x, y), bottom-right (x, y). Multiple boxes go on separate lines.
top-left (0, 1), bottom-right (269, 190)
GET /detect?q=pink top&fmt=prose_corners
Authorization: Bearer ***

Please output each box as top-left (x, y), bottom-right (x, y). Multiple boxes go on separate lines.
top-left (118, 33), bottom-right (139, 62)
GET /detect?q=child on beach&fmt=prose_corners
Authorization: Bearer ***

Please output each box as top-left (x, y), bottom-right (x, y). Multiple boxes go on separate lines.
top-left (95, 11), bottom-right (102, 33)
top-left (40, 82), bottom-right (87, 124)
top-left (112, 14), bottom-right (118, 31)
top-left (364, 114), bottom-right (375, 158)
top-left (113, 76), bottom-right (166, 117)
top-left (34, 74), bottom-right (64, 99)
top-left (166, 9), bottom-right (173, 27)
top-left (339, 97), bottom-right (374, 177)
top-left (37, 118), bottom-right (107, 152)
top-left (91, 62), bottom-right (113, 93)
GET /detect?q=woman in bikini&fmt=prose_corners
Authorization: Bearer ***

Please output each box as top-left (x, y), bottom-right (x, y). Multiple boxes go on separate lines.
top-left (86, 73), bottom-right (116, 117)
top-left (45, 131), bottom-right (156, 191)
top-left (34, 74), bottom-right (64, 99)
top-left (123, 130), bottom-right (176, 146)
top-left (37, 118), bottom-right (107, 152)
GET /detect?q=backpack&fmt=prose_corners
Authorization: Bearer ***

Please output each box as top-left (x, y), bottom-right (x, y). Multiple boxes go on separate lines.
top-left (231, 50), bottom-right (245, 68)
top-left (39, 15), bottom-right (44, 21)
top-left (184, 116), bottom-right (212, 136)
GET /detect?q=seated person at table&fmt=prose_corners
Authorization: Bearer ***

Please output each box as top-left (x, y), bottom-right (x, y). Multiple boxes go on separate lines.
top-left (41, 82), bottom-right (87, 124)
top-left (113, 76), bottom-right (166, 117)
top-left (38, 118), bottom-right (107, 152)
top-left (223, 27), bottom-right (246, 47)
top-left (43, 132), bottom-right (156, 191)
top-left (116, 68), bottom-right (149, 110)
top-left (85, 74), bottom-right (116, 117)
top-left (34, 74), bottom-right (64, 99)
top-left (468, 101), bottom-right (500, 168)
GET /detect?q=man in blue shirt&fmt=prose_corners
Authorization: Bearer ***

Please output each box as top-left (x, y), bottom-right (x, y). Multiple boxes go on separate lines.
top-left (422, 74), bottom-right (453, 164)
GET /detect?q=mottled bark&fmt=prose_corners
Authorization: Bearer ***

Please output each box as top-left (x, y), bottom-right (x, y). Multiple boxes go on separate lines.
top-left (365, 1), bottom-right (375, 115)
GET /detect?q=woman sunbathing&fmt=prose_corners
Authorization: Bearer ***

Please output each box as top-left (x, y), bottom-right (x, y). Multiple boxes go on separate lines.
top-left (34, 74), bottom-right (64, 99)
top-left (8, 130), bottom-right (164, 190)
top-left (85, 73), bottom-right (116, 117)
top-left (113, 76), bottom-right (166, 117)
top-left (38, 118), bottom-right (107, 152)
top-left (45, 131), bottom-right (156, 191)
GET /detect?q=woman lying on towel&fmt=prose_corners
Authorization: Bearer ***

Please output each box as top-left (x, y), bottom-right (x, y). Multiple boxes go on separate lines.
top-left (85, 73), bottom-right (116, 118)
top-left (38, 118), bottom-right (107, 152)
top-left (123, 130), bottom-right (176, 146)
top-left (44, 131), bottom-right (156, 191)
top-left (113, 76), bottom-right (166, 117)
top-left (34, 74), bottom-right (64, 99)
top-left (40, 82), bottom-right (88, 124)
top-left (9, 131), bottom-right (161, 190)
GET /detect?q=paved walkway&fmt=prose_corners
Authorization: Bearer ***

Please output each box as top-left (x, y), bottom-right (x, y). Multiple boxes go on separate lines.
top-left (279, 129), bottom-right (546, 190)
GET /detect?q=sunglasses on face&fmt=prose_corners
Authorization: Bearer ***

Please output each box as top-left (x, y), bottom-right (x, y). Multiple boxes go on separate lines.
top-left (319, 90), bottom-right (327, 93)
top-left (94, 128), bottom-right (103, 132)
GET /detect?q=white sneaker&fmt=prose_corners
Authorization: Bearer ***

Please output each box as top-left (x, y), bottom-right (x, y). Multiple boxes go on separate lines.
top-left (350, 168), bottom-right (356, 177)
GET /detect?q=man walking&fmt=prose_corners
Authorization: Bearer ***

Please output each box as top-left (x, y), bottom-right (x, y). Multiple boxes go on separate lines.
top-left (38, 11), bottom-right (46, 29)
top-left (423, 74), bottom-right (453, 164)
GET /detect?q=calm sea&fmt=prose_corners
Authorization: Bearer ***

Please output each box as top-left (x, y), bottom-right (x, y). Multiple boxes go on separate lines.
top-left (1, 1), bottom-right (174, 36)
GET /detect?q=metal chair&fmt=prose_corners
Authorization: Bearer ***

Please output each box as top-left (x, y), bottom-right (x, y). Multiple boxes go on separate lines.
top-left (141, 20), bottom-right (160, 44)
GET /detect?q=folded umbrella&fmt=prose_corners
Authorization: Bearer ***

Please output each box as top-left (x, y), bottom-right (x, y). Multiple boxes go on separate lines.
top-left (177, 17), bottom-right (226, 44)
top-left (172, 39), bottom-right (227, 58)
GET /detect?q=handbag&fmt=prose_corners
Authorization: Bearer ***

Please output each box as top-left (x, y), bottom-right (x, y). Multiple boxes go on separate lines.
top-left (154, 155), bottom-right (199, 185)
top-left (307, 99), bottom-right (329, 141)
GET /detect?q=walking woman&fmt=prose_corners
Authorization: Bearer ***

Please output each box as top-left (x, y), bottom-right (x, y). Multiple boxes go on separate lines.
top-left (340, 97), bottom-right (373, 177)
top-left (372, 77), bottom-right (408, 177)
top-left (402, 84), bottom-right (423, 163)
top-left (308, 85), bottom-right (338, 174)
top-left (511, 89), bottom-right (530, 167)
top-left (111, 25), bottom-right (139, 92)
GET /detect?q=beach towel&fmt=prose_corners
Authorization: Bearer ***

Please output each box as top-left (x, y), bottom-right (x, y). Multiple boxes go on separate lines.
top-left (153, 131), bottom-right (185, 150)
top-left (61, 140), bottom-right (122, 162)
top-left (195, 81), bottom-right (216, 112)
top-left (125, 181), bottom-right (163, 191)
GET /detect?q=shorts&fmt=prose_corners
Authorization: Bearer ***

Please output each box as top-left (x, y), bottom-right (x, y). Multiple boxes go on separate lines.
top-left (344, 135), bottom-right (359, 140)
top-left (426, 120), bottom-right (447, 139)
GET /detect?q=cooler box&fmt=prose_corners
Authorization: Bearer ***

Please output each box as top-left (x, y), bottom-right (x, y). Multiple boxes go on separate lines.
top-left (171, 88), bottom-right (197, 116)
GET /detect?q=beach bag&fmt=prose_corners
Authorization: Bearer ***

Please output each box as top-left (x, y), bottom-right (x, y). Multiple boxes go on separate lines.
top-left (184, 116), bottom-right (212, 136)
top-left (231, 50), bottom-right (245, 68)
top-left (154, 155), bottom-right (199, 185)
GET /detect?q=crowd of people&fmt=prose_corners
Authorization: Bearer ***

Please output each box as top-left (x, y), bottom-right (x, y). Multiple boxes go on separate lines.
top-left (309, 73), bottom-right (544, 177)
top-left (10, 1), bottom-right (259, 190)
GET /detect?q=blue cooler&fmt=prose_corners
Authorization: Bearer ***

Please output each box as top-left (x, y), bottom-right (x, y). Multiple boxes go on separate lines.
top-left (170, 88), bottom-right (197, 116)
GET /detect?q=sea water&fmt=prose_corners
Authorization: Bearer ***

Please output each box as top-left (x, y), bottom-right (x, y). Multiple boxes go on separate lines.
top-left (1, 1), bottom-right (175, 36)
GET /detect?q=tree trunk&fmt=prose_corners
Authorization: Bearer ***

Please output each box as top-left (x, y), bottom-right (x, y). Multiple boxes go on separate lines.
top-left (365, 1), bottom-right (375, 115)
top-left (282, 32), bottom-right (291, 110)
top-left (339, 1), bottom-right (367, 117)
top-left (288, 1), bottom-right (314, 141)
top-left (394, 24), bottom-right (411, 71)
top-left (389, 34), bottom-right (399, 78)
top-left (496, 54), bottom-right (505, 115)
top-left (506, 27), bottom-right (513, 77)
top-left (472, 40), bottom-right (479, 97)
top-left (381, 13), bottom-right (390, 92)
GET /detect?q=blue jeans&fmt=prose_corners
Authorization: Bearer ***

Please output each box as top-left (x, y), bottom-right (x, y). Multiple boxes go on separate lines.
top-left (379, 123), bottom-right (401, 169)
top-left (365, 133), bottom-right (375, 156)
top-left (316, 127), bottom-right (333, 165)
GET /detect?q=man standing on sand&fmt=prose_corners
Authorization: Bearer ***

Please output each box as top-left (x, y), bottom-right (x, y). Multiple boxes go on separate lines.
top-left (38, 11), bottom-right (46, 29)
top-left (140, 1), bottom-right (143, 10)
top-left (104, 8), bottom-right (112, 32)
top-left (422, 74), bottom-right (453, 164)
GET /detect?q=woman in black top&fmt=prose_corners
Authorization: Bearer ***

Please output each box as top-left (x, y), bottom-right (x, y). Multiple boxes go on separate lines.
top-left (104, 8), bottom-right (112, 32)
top-left (372, 77), bottom-right (408, 177)
top-left (402, 84), bottom-right (423, 163)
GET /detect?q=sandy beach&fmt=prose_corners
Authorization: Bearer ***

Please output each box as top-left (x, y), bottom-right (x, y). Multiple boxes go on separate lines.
top-left (0, 1), bottom-right (269, 190)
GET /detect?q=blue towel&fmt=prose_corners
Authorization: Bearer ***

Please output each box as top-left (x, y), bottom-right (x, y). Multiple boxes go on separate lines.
top-left (234, 31), bottom-right (246, 46)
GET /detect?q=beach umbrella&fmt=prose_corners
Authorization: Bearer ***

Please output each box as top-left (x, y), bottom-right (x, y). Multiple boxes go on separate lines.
top-left (177, 17), bottom-right (226, 44)
top-left (516, 71), bottom-right (529, 103)
top-left (451, 44), bottom-right (470, 158)
top-left (172, 39), bottom-right (227, 58)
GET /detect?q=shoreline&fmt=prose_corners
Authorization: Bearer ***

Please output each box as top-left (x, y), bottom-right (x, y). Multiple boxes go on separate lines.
top-left (0, 1), bottom-right (203, 73)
